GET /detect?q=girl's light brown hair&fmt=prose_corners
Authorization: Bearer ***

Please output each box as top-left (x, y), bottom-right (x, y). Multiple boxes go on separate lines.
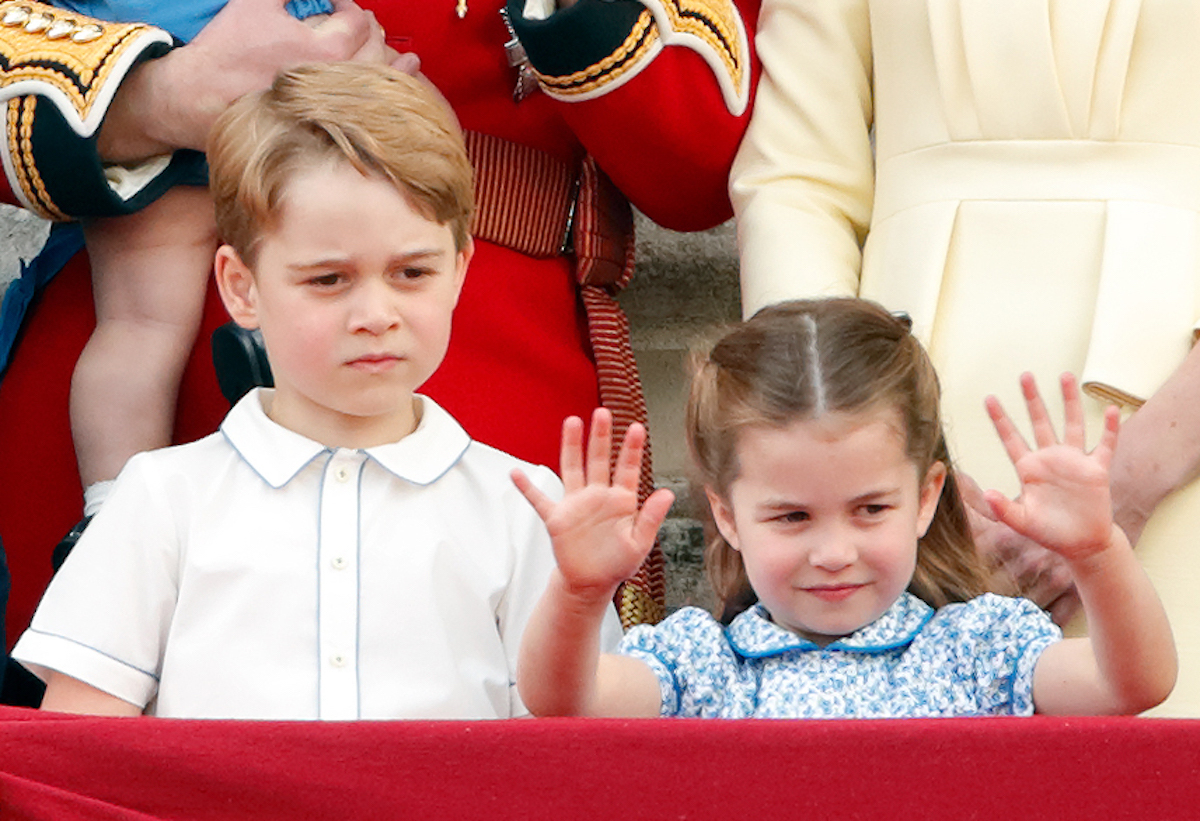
top-left (207, 62), bottom-right (474, 265)
top-left (687, 298), bottom-right (989, 622)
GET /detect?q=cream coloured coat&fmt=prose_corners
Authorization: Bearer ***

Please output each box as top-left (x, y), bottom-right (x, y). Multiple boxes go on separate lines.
top-left (732, 0), bottom-right (1200, 715)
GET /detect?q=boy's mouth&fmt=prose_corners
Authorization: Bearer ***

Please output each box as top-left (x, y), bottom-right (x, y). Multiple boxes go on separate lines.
top-left (346, 353), bottom-right (402, 372)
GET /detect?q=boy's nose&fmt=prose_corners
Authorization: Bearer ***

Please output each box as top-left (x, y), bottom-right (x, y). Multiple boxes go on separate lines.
top-left (350, 283), bottom-right (402, 334)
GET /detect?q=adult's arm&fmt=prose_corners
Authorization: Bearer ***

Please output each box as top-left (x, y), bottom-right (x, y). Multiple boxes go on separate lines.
top-left (0, 0), bottom-right (383, 220)
top-left (1107, 342), bottom-right (1200, 547)
top-left (508, 0), bottom-right (760, 232)
top-left (728, 0), bottom-right (872, 316)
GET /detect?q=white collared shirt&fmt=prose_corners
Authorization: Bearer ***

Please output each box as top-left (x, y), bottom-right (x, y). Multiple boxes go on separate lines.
top-left (15, 390), bottom-right (615, 719)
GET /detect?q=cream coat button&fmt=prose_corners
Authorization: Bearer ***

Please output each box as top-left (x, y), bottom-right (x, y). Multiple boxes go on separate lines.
top-left (331, 556), bottom-right (347, 570)
top-left (335, 467), bottom-right (350, 483)
top-left (331, 654), bottom-right (346, 668)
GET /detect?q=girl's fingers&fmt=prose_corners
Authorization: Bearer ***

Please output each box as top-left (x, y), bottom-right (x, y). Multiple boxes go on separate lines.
top-left (632, 488), bottom-right (676, 551)
top-left (1020, 372), bottom-right (1058, 448)
top-left (984, 488), bottom-right (1026, 535)
top-left (1060, 372), bottom-right (1086, 450)
top-left (1093, 405), bottom-right (1120, 468)
top-left (585, 408), bottom-right (613, 485)
top-left (559, 416), bottom-right (585, 493)
top-left (511, 468), bottom-right (555, 522)
top-left (986, 394), bottom-right (1031, 466)
top-left (612, 422), bottom-right (647, 491)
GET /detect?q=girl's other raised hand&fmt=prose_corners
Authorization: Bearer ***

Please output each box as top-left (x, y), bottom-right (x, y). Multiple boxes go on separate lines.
top-left (984, 372), bottom-right (1120, 563)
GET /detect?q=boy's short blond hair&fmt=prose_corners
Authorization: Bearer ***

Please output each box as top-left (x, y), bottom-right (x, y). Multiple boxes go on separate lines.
top-left (208, 62), bottom-right (475, 263)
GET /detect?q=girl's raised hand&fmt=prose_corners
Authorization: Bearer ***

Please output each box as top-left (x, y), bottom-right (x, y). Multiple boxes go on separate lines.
top-left (984, 373), bottom-right (1120, 562)
top-left (512, 409), bottom-right (675, 600)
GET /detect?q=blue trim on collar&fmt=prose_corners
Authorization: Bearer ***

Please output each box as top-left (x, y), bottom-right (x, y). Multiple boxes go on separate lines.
top-left (220, 390), bottom-right (470, 488)
top-left (729, 593), bottom-right (935, 659)
top-left (220, 390), bottom-right (330, 489)
top-left (362, 397), bottom-right (470, 486)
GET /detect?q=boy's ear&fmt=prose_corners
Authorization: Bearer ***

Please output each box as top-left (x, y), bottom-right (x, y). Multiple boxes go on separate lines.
top-left (451, 237), bottom-right (474, 307)
top-left (214, 245), bottom-right (260, 329)
top-left (916, 461), bottom-right (948, 538)
top-left (705, 486), bottom-right (741, 551)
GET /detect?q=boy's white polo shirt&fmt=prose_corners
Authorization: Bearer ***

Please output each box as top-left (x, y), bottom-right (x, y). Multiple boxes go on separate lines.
top-left (15, 389), bottom-right (618, 719)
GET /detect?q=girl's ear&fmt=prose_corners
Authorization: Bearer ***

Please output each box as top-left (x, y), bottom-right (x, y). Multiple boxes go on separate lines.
top-left (705, 486), bottom-right (741, 551)
top-left (214, 245), bottom-right (260, 329)
top-left (916, 461), bottom-right (948, 538)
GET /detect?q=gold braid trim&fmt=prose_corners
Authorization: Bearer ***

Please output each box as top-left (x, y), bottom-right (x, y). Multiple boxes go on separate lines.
top-left (651, 0), bottom-right (744, 93)
top-left (0, 1), bottom-right (171, 216)
top-left (536, 10), bottom-right (659, 99)
top-left (535, 0), bottom-right (749, 116)
top-left (8, 95), bottom-right (64, 218)
top-left (0, 2), bottom-right (163, 125)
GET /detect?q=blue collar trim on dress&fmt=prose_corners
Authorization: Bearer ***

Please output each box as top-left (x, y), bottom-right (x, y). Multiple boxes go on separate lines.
top-left (728, 593), bottom-right (935, 659)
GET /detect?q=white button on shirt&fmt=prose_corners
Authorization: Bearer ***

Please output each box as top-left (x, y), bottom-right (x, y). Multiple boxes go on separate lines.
top-left (14, 390), bottom-right (619, 719)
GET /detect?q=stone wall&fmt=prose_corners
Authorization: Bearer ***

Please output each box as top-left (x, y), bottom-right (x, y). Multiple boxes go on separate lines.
top-left (622, 213), bottom-right (741, 614)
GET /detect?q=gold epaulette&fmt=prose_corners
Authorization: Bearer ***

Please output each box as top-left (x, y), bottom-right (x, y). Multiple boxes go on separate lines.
top-left (0, 1), bottom-right (172, 218)
top-left (535, 0), bottom-right (750, 116)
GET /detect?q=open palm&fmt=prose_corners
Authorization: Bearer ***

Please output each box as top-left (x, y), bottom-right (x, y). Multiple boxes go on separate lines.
top-left (513, 410), bottom-right (675, 597)
top-left (984, 373), bottom-right (1119, 561)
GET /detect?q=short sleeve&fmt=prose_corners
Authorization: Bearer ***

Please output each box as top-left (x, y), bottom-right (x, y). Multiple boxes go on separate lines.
top-left (618, 607), bottom-right (740, 717)
top-left (951, 593), bottom-right (1062, 715)
top-left (11, 451), bottom-right (181, 708)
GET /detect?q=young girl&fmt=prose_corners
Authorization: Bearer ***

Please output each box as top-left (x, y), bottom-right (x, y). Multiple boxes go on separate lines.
top-left (512, 298), bottom-right (1177, 717)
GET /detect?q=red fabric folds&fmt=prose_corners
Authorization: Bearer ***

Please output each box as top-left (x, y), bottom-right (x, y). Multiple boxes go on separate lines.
top-left (1, 708), bottom-right (1197, 820)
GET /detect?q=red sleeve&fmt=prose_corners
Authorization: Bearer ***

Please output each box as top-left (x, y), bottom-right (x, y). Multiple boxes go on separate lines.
top-left (509, 0), bottom-right (760, 232)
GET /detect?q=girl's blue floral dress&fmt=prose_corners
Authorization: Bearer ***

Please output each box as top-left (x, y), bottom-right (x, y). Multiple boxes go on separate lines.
top-left (619, 593), bottom-right (1061, 717)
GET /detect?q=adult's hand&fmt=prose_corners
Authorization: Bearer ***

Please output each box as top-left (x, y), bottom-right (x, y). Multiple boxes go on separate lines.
top-left (97, 0), bottom-right (415, 163)
top-left (959, 471), bottom-right (1082, 626)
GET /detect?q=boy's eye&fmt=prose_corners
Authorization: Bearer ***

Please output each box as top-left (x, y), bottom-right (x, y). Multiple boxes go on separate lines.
top-left (307, 273), bottom-right (344, 287)
top-left (398, 266), bottom-right (433, 280)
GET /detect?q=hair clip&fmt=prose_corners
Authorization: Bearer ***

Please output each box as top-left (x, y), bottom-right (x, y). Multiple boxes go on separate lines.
top-left (891, 311), bottom-right (913, 331)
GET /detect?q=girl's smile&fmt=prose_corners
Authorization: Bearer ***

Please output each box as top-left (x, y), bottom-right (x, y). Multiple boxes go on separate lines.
top-left (804, 583), bottom-right (868, 603)
top-left (707, 408), bottom-right (946, 646)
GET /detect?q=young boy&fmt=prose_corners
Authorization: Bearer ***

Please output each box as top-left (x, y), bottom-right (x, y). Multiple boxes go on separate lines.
top-left (12, 62), bottom-right (619, 720)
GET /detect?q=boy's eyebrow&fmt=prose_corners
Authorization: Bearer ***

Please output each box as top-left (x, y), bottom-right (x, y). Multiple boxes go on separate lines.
top-left (288, 249), bottom-right (451, 271)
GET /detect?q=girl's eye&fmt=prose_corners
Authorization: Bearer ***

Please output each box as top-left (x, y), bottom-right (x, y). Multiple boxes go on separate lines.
top-left (779, 511), bottom-right (809, 524)
top-left (859, 504), bottom-right (889, 517)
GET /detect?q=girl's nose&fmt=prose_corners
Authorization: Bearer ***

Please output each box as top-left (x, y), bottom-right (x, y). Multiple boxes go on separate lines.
top-left (807, 530), bottom-right (857, 571)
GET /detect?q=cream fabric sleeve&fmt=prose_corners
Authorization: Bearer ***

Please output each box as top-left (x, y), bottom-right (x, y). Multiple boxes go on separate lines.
top-left (730, 0), bottom-right (873, 317)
